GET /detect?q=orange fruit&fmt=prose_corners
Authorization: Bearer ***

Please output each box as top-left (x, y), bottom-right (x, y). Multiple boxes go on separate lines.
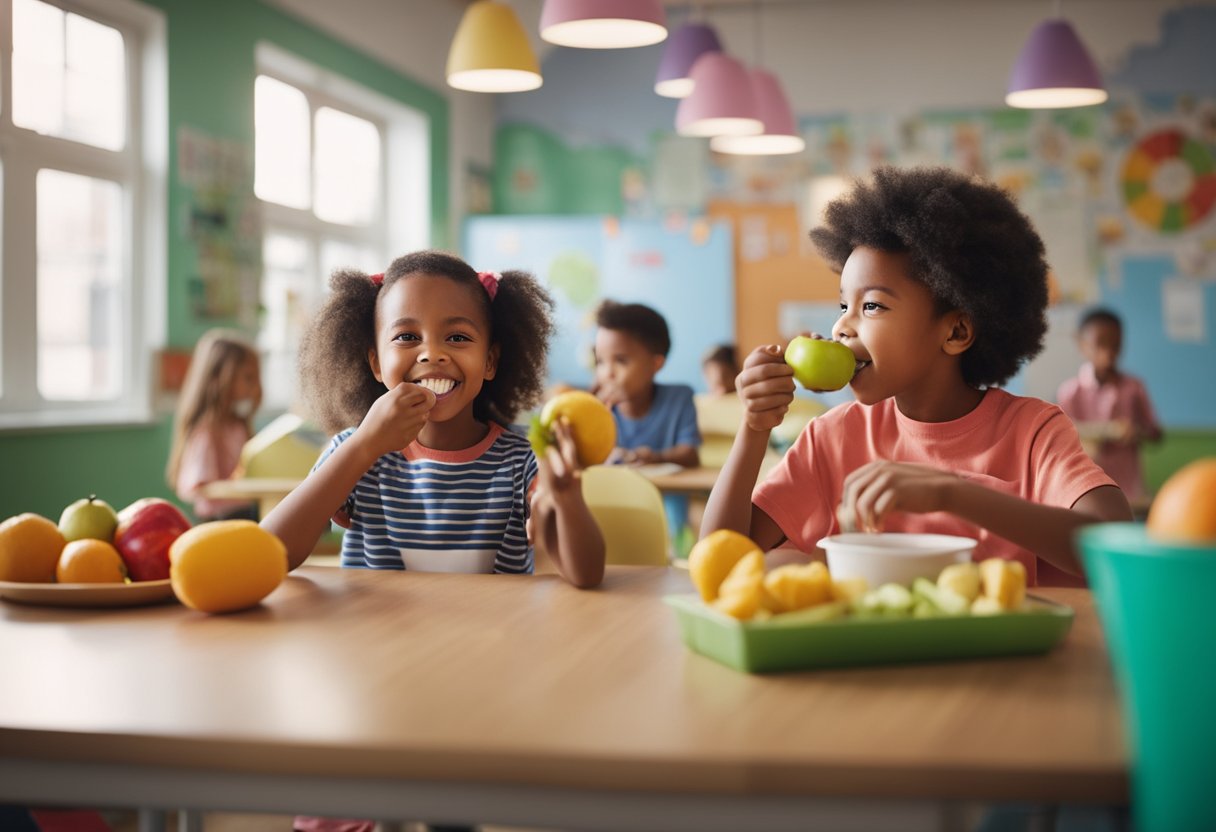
top-left (0, 513), bottom-right (66, 583)
top-left (169, 520), bottom-right (287, 613)
top-left (1146, 457), bottom-right (1216, 545)
top-left (56, 539), bottom-right (127, 583)
top-left (539, 391), bottom-right (617, 466)
top-left (688, 528), bottom-right (763, 602)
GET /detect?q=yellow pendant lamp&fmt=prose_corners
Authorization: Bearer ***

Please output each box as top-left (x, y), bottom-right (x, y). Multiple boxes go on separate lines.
top-left (447, 0), bottom-right (542, 93)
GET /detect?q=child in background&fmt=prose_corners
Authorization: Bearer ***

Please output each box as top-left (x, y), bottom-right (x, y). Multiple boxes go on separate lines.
top-left (166, 329), bottom-right (262, 521)
top-left (1057, 307), bottom-right (1162, 503)
top-left (701, 343), bottom-right (740, 396)
top-left (702, 167), bottom-right (1131, 586)
top-left (594, 300), bottom-right (701, 468)
top-left (594, 300), bottom-right (701, 555)
top-left (262, 250), bottom-right (604, 589)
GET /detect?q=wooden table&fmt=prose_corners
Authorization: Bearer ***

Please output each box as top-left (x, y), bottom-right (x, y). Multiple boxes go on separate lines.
top-left (197, 477), bottom-right (301, 518)
top-left (638, 464), bottom-right (721, 497)
top-left (0, 568), bottom-right (1127, 830)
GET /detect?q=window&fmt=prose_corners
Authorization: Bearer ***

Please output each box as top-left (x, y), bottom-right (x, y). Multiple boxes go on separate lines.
top-left (254, 44), bottom-right (430, 411)
top-left (0, 0), bottom-right (167, 428)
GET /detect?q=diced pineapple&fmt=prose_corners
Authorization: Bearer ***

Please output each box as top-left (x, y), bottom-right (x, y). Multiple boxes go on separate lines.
top-left (830, 576), bottom-right (869, 603)
top-left (978, 558), bottom-right (1026, 610)
top-left (712, 550), bottom-right (766, 619)
top-left (937, 562), bottom-right (981, 602)
top-left (762, 562), bottom-right (832, 613)
top-left (971, 596), bottom-right (1005, 615)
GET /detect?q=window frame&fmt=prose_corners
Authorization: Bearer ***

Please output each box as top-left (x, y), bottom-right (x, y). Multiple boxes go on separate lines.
top-left (0, 0), bottom-right (167, 430)
top-left (255, 43), bottom-right (430, 412)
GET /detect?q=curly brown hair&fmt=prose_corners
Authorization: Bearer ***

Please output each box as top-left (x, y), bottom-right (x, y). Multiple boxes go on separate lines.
top-left (809, 166), bottom-right (1049, 388)
top-left (298, 250), bottom-right (555, 435)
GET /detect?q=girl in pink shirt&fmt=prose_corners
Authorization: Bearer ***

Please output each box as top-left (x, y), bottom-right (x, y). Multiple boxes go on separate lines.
top-left (165, 329), bottom-right (262, 521)
top-left (701, 167), bottom-right (1132, 585)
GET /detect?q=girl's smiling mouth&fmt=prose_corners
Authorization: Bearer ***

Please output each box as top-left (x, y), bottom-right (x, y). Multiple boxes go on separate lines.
top-left (414, 377), bottom-right (460, 399)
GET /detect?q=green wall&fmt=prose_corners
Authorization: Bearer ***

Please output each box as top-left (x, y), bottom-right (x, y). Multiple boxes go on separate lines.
top-left (0, 0), bottom-right (448, 521)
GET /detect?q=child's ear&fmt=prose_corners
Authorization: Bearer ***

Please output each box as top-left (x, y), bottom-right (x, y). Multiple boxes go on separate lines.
top-left (484, 343), bottom-right (500, 380)
top-left (942, 313), bottom-right (976, 356)
top-left (651, 353), bottom-right (667, 375)
top-left (367, 348), bottom-right (384, 383)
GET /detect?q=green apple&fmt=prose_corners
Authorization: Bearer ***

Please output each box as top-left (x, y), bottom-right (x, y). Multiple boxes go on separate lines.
top-left (58, 494), bottom-right (119, 543)
top-left (784, 336), bottom-right (856, 391)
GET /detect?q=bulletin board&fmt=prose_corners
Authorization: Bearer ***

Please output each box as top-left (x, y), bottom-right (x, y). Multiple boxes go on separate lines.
top-left (463, 215), bottom-right (733, 392)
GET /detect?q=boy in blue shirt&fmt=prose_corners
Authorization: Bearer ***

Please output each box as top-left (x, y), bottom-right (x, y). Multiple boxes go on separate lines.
top-left (594, 300), bottom-right (701, 552)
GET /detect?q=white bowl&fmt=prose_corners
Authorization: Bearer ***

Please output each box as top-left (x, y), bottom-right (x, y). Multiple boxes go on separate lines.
top-left (816, 533), bottom-right (976, 588)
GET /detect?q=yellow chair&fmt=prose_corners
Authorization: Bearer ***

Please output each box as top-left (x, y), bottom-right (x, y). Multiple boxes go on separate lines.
top-left (581, 465), bottom-right (670, 566)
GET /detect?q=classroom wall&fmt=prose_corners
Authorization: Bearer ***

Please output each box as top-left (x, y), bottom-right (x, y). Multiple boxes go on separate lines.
top-left (488, 3), bottom-right (1216, 439)
top-left (0, 0), bottom-right (451, 520)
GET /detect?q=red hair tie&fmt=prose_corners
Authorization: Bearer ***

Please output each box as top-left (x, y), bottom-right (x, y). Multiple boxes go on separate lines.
top-left (477, 271), bottom-right (500, 301)
top-left (369, 273), bottom-right (384, 287)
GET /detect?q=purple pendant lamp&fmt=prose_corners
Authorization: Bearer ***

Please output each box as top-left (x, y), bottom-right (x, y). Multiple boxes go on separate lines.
top-left (711, 69), bottom-right (805, 155)
top-left (655, 23), bottom-right (722, 98)
top-left (675, 52), bottom-right (762, 138)
top-left (1006, 18), bottom-right (1107, 108)
top-left (540, 0), bottom-right (667, 49)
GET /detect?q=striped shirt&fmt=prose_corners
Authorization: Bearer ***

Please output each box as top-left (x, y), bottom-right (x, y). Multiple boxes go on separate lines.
top-left (314, 422), bottom-right (537, 574)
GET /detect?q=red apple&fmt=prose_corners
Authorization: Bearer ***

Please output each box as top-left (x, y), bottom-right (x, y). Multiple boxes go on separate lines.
top-left (114, 498), bottom-right (192, 581)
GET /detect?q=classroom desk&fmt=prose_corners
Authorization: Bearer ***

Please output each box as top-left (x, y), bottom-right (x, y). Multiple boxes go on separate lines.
top-left (0, 568), bottom-right (1126, 830)
top-left (197, 477), bottom-right (301, 518)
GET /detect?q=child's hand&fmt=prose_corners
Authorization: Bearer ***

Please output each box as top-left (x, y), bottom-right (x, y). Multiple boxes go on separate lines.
top-left (536, 419), bottom-right (584, 500)
top-left (837, 461), bottom-right (961, 532)
top-left (357, 382), bottom-right (436, 457)
top-left (737, 344), bottom-right (795, 432)
top-left (595, 382), bottom-right (627, 409)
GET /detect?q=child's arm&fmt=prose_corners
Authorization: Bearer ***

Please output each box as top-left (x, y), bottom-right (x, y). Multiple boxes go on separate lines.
top-left (700, 345), bottom-right (794, 550)
top-left (532, 421), bottom-right (605, 589)
top-left (837, 462), bottom-right (1132, 576)
top-left (262, 382), bottom-right (435, 570)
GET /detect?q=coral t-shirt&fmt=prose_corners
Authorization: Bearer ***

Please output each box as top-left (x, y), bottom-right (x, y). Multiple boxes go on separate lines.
top-left (752, 389), bottom-right (1116, 586)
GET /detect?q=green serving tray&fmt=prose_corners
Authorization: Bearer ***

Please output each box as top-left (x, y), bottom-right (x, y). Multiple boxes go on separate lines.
top-left (665, 594), bottom-right (1074, 673)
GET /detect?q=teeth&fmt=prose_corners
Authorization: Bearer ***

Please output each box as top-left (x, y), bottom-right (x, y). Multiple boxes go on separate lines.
top-left (417, 378), bottom-right (456, 395)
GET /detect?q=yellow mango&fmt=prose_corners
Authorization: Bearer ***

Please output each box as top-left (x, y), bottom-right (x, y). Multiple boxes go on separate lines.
top-left (763, 562), bottom-right (832, 613)
top-left (689, 529), bottom-right (762, 602)
top-left (712, 550), bottom-right (766, 619)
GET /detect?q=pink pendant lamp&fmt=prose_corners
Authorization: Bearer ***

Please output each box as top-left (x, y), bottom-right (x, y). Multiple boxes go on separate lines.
top-left (540, 0), bottom-right (667, 49)
top-left (675, 53), bottom-right (762, 138)
top-left (711, 69), bottom-right (804, 155)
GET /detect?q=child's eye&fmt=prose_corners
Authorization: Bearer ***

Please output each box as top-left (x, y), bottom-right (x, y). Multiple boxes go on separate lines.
top-left (862, 301), bottom-right (885, 312)
top-left (448, 334), bottom-right (471, 343)
top-left (393, 332), bottom-right (419, 342)
top-left (839, 303), bottom-right (848, 312)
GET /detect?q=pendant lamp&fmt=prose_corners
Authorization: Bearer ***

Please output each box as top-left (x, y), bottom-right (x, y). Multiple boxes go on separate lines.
top-left (675, 53), bottom-right (762, 138)
top-left (711, 69), bottom-right (805, 155)
top-left (655, 23), bottom-right (722, 98)
top-left (1006, 18), bottom-right (1106, 108)
top-left (540, 0), bottom-right (667, 49)
top-left (447, 0), bottom-right (542, 93)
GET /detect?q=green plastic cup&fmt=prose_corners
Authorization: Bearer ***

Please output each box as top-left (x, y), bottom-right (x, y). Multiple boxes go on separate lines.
top-left (1079, 522), bottom-right (1216, 832)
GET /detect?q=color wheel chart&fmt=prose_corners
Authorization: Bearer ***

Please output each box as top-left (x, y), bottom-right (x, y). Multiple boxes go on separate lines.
top-left (1121, 128), bottom-right (1216, 234)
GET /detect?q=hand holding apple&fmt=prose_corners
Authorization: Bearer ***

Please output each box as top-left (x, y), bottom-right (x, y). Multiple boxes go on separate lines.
top-left (735, 345), bottom-right (796, 432)
top-left (784, 335), bottom-right (856, 392)
top-left (114, 498), bottom-right (192, 581)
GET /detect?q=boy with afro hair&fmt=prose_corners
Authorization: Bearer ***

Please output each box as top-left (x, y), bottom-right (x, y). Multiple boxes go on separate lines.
top-left (701, 166), bottom-right (1131, 586)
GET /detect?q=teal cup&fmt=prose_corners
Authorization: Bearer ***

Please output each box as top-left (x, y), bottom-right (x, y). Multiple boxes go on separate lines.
top-left (1079, 522), bottom-right (1216, 832)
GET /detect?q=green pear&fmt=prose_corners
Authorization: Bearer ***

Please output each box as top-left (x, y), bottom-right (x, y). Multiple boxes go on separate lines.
top-left (58, 495), bottom-right (119, 543)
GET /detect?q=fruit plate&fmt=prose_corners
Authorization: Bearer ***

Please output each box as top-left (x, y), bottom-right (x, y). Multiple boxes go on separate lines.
top-left (0, 579), bottom-right (176, 608)
top-left (664, 594), bottom-right (1074, 673)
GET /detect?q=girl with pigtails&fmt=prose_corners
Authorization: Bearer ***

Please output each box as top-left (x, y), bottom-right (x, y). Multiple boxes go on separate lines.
top-left (262, 250), bottom-right (605, 589)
